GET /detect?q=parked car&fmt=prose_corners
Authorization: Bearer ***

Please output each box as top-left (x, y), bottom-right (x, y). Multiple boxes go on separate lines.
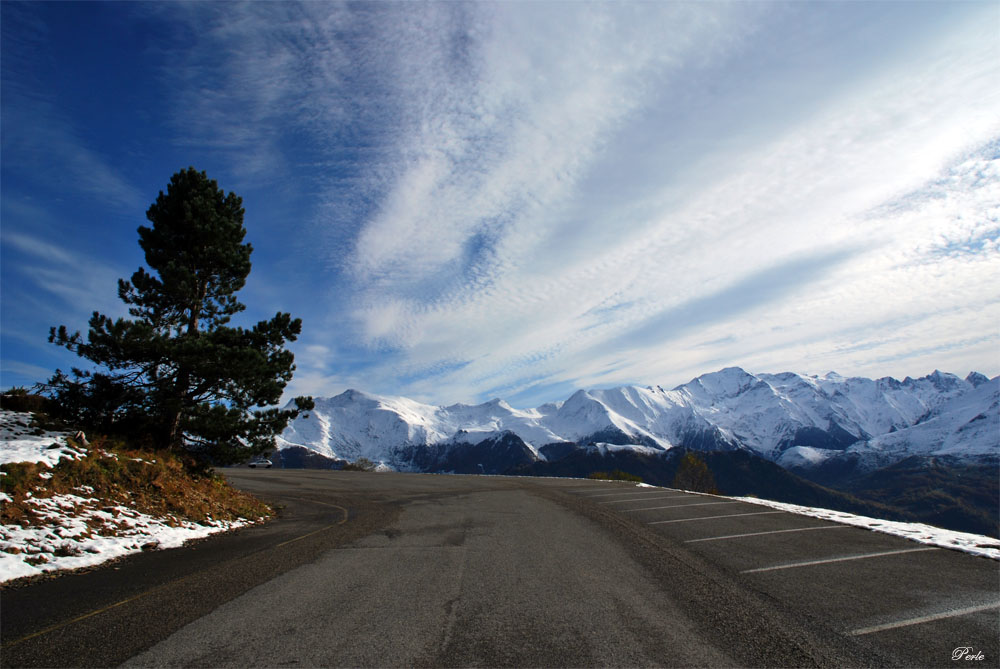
top-left (248, 458), bottom-right (272, 469)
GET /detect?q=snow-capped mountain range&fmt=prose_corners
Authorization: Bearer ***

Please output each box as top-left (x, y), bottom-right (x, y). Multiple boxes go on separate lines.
top-left (277, 367), bottom-right (998, 473)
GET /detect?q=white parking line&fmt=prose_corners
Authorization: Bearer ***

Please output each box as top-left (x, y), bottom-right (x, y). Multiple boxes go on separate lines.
top-left (628, 500), bottom-right (738, 512)
top-left (585, 490), bottom-right (678, 498)
top-left (599, 495), bottom-right (692, 504)
top-left (649, 511), bottom-right (784, 524)
top-left (742, 547), bottom-right (938, 573)
top-left (685, 525), bottom-right (848, 543)
top-left (850, 602), bottom-right (1000, 636)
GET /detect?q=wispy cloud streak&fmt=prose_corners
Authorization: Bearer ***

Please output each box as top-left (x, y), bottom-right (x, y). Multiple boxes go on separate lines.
top-left (3, 1), bottom-right (997, 403)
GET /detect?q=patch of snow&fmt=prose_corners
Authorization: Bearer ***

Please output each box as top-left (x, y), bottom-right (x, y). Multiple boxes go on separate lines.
top-left (0, 409), bottom-right (259, 584)
top-left (0, 493), bottom-right (252, 584)
top-left (730, 496), bottom-right (1000, 561)
top-left (0, 410), bottom-right (82, 467)
top-left (776, 446), bottom-right (840, 469)
top-left (585, 442), bottom-right (662, 456)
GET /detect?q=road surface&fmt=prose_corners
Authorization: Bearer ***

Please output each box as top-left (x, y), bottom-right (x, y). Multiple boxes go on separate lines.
top-left (2, 470), bottom-right (996, 667)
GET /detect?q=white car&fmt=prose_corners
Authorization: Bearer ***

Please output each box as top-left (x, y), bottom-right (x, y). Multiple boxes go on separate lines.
top-left (248, 458), bottom-right (272, 469)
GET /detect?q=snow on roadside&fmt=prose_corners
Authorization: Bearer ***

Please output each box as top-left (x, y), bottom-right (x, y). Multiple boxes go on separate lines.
top-left (0, 495), bottom-right (250, 583)
top-left (0, 409), bottom-right (254, 584)
top-left (729, 495), bottom-right (1000, 560)
top-left (0, 410), bottom-right (84, 467)
top-left (546, 477), bottom-right (1000, 561)
top-left (623, 482), bottom-right (1000, 561)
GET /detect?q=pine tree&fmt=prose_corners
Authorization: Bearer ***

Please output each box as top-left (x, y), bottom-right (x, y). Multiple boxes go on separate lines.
top-left (47, 167), bottom-right (313, 465)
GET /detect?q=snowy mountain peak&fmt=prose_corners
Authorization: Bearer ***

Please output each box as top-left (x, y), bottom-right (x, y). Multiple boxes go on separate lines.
top-left (965, 371), bottom-right (990, 388)
top-left (924, 370), bottom-right (962, 390)
top-left (321, 388), bottom-right (394, 410)
top-left (677, 366), bottom-right (761, 400)
top-left (279, 368), bottom-right (997, 473)
top-left (328, 389), bottom-right (371, 404)
top-left (486, 397), bottom-right (514, 411)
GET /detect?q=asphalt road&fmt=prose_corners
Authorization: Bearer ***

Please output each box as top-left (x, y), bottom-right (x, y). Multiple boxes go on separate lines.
top-left (2, 470), bottom-right (997, 667)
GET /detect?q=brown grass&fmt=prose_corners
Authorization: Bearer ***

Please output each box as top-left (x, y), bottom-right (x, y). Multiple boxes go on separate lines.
top-left (1, 435), bottom-right (271, 529)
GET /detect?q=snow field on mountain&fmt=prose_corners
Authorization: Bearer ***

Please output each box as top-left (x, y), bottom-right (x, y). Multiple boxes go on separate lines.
top-left (847, 378), bottom-right (1000, 465)
top-left (278, 368), bottom-right (999, 472)
top-left (775, 445), bottom-right (840, 469)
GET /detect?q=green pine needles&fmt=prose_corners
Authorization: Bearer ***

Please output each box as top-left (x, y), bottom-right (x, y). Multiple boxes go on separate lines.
top-left (47, 167), bottom-right (313, 466)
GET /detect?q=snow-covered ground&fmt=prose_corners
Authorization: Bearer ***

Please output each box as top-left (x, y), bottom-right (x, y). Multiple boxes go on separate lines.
top-left (0, 490), bottom-right (250, 583)
top-left (572, 479), bottom-right (998, 561)
top-left (0, 409), bottom-right (86, 467)
top-left (0, 409), bottom-right (251, 584)
top-left (730, 495), bottom-right (1000, 561)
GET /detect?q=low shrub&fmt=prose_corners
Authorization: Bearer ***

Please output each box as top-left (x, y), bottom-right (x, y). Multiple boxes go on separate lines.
top-left (0, 391), bottom-right (53, 415)
top-left (589, 469), bottom-right (643, 483)
top-left (672, 452), bottom-right (719, 494)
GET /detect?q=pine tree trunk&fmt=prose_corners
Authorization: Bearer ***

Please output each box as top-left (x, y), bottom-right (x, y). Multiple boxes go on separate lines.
top-left (165, 367), bottom-right (188, 451)
top-left (166, 404), bottom-right (183, 450)
top-left (166, 284), bottom-right (204, 450)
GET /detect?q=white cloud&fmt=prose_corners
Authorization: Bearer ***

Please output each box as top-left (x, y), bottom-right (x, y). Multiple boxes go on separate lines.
top-left (0, 360), bottom-right (55, 385)
top-left (1, 99), bottom-right (145, 213)
top-left (14, 2), bottom-right (993, 405)
top-left (313, 4), bottom-right (1000, 404)
top-left (344, 3), bottom-right (760, 290)
top-left (1, 230), bottom-right (127, 325)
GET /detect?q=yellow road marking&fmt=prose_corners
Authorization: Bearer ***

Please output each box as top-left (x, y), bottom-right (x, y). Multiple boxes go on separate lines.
top-left (275, 497), bottom-right (349, 548)
top-left (275, 523), bottom-right (340, 548)
top-left (2, 576), bottom-right (190, 649)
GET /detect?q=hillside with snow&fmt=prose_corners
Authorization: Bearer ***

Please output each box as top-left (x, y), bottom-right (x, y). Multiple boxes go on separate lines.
top-left (278, 367), bottom-right (998, 474)
top-left (0, 409), bottom-right (262, 584)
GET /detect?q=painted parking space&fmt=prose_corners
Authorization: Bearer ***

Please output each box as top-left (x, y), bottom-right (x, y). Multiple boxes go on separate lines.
top-left (686, 519), bottom-right (955, 573)
top-left (558, 481), bottom-right (999, 666)
top-left (629, 498), bottom-right (786, 540)
top-left (741, 546), bottom-right (941, 573)
top-left (685, 524), bottom-right (848, 544)
top-left (851, 602), bottom-right (1000, 637)
top-left (743, 547), bottom-right (999, 665)
top-left (594, 493), bottom-right (688, 500)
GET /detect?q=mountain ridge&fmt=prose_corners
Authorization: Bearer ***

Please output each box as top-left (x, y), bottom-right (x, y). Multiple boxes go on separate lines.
top-left (277, 366), bottom-right (997, 473)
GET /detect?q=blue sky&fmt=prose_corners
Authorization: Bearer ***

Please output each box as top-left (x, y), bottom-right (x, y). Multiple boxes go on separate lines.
top-left (2, 1), bottom-right (998, 408)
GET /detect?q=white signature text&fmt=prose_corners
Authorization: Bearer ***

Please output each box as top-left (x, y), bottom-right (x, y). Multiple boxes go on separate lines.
top-left (953, 647), bottom-right (985, 661)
